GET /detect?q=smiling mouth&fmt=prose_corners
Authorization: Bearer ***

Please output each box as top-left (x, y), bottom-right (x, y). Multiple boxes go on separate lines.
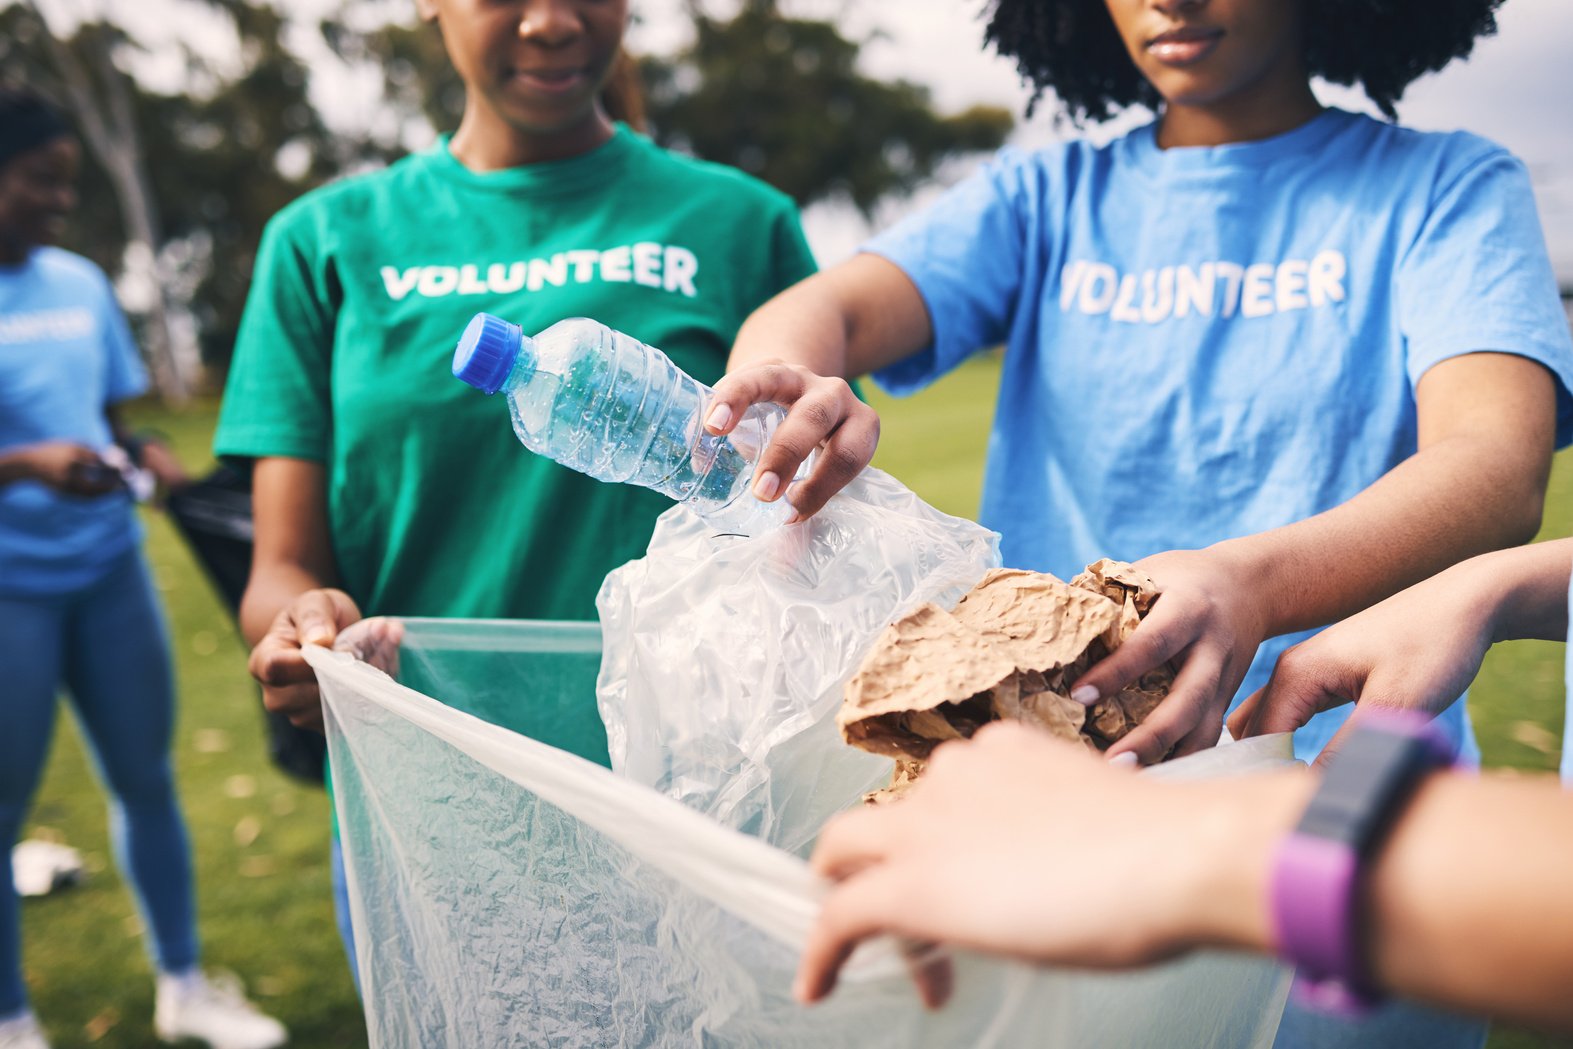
top-left (1146, 27), bottom-right (1224, 66)
top-left (508, 67), bottom-right (589, 94)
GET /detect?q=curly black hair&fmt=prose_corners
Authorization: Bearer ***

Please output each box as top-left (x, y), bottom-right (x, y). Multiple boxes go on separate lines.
top-left (982, 0), bottom-right (1504, 123)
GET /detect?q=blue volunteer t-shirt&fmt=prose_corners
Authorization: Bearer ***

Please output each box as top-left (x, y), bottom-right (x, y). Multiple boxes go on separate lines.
top-left (867, 108), bottom-right (1573, 763)
top-left (0, 246), bottom-right (147, 596)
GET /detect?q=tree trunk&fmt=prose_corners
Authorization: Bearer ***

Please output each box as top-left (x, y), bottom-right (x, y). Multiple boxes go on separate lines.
top-left (27, 0), bottom-right (195, 404)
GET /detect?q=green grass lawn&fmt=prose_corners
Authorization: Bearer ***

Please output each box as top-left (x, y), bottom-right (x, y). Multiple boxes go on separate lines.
top-left (14, 358), bottom-right (1570, 1048)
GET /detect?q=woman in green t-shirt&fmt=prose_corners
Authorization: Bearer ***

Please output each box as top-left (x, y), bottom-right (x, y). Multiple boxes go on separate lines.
top-left (214, 0), bottom-right (817, 982)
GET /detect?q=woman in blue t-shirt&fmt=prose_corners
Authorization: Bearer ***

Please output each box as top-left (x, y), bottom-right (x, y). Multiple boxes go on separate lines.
top-left (0, 89), bottom-right (284, 1049)
top-left (702, 2), bottom-right (1571, 1046)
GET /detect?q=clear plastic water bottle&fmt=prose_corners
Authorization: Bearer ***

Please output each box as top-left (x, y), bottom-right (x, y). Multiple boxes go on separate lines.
top-left (452, 313), bottom-right (803, 535)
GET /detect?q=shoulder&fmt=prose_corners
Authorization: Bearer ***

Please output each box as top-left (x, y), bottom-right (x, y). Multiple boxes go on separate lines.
top-left (1339, 113), bottom-right (1522, 190)
top-left (28, 246), bottom-right (121, 310)
top-left (624, 133), bottom-right (798, 215)
top-left (261, 151), bottom-right (433, 244)
top-left (30, 245), bottom-right (110, 287)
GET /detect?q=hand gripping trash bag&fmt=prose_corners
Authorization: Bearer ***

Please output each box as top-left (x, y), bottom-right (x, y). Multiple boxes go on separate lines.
top-left (314, 467), bottom-right (1294, 1047)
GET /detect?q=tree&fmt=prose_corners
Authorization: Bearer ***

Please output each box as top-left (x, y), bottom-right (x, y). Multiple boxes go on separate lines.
top-left (640, 0), bottom-right (1013, 215)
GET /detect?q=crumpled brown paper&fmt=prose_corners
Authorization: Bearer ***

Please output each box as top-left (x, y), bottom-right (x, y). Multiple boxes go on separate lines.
top-left (840, 559), bottom-right (1174, 803)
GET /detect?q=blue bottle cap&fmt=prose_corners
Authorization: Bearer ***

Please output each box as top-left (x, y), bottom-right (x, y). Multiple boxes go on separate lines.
top-left (453, 313), bottom-right (522, 394)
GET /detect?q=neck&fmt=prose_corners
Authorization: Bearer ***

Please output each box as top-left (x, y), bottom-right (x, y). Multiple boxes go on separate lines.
top-left (1156, 76), bottom-right (1323, 150)
top-left (449, 102), bottom-right (615, 171)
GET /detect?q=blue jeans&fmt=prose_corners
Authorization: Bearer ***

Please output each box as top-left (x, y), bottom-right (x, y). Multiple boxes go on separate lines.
top-left (0, 550), bottom-right (198, 1016)
top-left (329, 834), bottom-right (360, 994)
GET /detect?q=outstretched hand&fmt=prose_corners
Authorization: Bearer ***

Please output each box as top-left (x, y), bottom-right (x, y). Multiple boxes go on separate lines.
top-left (796, 721), bottom-right (1295, 1006)
top-left (704, 362), bottom-right (879, 521)
top-left (1228, 567), bottom-right (1498, 765)
top-left (1069, 548), bottom-right (1270, 765)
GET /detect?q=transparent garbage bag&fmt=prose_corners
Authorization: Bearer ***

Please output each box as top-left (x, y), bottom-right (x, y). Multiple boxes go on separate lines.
top-left (310, 630), bottom-right (1292, 1049)
top-left (596, 467), bottom-right (1002, 851)
top-left (314, 466), bottom-right (1292, 1047)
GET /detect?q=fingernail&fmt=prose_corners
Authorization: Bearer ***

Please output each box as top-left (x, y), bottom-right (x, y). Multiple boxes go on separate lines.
top-left (791, 975), bottom-right (811, 1003)
top-left (706, 404), bottom-right (733, 431)
top-left (754, 471), bottom-right (780, 501)
top-left (1071, 684), bottom-right (1099, 706)
top-left (306, 628), bottom-right (334, 645)
top-left (1109, 752), bottom-right (1139, 769)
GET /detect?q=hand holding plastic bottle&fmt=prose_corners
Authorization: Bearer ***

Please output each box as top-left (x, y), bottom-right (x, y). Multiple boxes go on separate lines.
top-left (702, 362), bottom-right (879, 521)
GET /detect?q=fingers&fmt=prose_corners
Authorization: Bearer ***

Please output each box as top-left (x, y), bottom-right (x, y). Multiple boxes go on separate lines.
top-left (705, 362), bottom-right (806, 436)
top-left (260, 682), bottom-right (325, 733)
top-left (249, 589), bottom-right (362, 730)
top-left (1243, 647), bottom-right (1353, 739)
top-left (783, 407), bottom-right (879, 520)
top-left (1070, 603), bottom-right (1192, 708)
top-left (795, 866), bottom-right (907, 1005)
top-left (1225, 687), bottom-right (1264, 740)
top-left (1170, 701), bottom-right (1225, 759)
top-left (293, 588), bottom-right (349, 647)
top-left (705, 364), bottom-right (878, 520)
top-left (902, 942), bottom-right (954, 1010)
top-left (810, 804), bottom-right (904, 882)
top-left (1105, 646), bottom-right (1225, 765)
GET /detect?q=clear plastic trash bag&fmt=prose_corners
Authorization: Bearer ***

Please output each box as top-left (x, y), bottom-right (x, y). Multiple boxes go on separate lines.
top-left (310, 632), bottom-right (1292, 1049)
top-left (313, 463), bottom-right (1293, 1048)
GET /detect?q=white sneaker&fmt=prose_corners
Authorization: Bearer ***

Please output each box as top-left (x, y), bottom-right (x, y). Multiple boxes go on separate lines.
top-left (154, 971), bottom-right (286, 1049)
top-left (0, 1012), bottom-right (49, 1049)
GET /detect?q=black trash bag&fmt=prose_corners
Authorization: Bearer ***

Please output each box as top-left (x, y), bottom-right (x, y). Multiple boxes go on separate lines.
top-left (164, 464), bottom-right (327, 786)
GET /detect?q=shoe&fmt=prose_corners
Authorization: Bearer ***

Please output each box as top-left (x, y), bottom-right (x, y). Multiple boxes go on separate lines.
top-left (0, 1012), bottom-right (49, 1049)
top-left (154, 971), bottom-right (286, 1049)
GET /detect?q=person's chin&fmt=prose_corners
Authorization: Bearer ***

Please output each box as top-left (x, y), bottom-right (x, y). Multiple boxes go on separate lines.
top-left (1151, 73), bottom-right (1238, 112)
top-left (503, 102), bottom-right (604, 138)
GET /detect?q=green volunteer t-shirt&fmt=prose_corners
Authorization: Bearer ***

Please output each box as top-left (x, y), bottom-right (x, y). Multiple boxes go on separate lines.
top-left (217, 125), bottom-right (814, 628)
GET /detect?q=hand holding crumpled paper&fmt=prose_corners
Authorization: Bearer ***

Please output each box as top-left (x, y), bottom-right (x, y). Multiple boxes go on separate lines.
top-left (839, 560), bottom-right (1175, 802)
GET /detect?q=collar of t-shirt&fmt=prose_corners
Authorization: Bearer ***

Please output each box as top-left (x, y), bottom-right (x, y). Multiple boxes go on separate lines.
top-left (422, 122), bottom-right (639, 197)
top-left (1123, 107), bottom-right (1354, 181)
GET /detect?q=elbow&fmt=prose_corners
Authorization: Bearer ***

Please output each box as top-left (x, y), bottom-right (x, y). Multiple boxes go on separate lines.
top-left (1504, 487), bottom-right (1546, 548)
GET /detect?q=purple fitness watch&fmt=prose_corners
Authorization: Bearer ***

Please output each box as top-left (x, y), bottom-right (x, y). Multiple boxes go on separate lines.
top-left (1269, 711), bottom-right (1455, 1013)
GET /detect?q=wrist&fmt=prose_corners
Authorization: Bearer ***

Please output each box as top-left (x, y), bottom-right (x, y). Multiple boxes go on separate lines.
top-left (1176, 771), bottom-right (1316, 954)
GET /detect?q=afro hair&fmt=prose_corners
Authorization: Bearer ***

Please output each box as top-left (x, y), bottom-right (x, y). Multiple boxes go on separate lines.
top-left (982, 0), bottom-right (1504, 123)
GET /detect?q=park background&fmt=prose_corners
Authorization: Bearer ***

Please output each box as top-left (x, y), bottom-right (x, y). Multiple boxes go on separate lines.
top-left (6, 0), bottom-right (1573, 1046)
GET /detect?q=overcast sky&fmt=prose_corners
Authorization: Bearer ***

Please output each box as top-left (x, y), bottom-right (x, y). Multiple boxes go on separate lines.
top-left (40, 0), bottom-right (1573, 283)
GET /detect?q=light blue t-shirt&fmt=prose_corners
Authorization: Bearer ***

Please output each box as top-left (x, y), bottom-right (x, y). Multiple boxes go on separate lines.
top-left (0, 246), bottom-right (147, 596)
top-left (867, 108), bottom-right (1573, 763)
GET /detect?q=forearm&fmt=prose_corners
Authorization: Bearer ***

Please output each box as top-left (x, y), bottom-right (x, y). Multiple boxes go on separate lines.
top-left (1195, 769), bottom-right (1573, 1032)
top-left (729, 275), bottom-right (857, 378)
top-left (1471, 538), bottom-right (1573, 643)
top-left (726, 255), bottom-right (933, 380)
top-left (1218, 434), bottom-right (1545, 638)
top-left (239, 561), bottom-right (336, 647)
top-left (0, 448), bottom-right (35, 486)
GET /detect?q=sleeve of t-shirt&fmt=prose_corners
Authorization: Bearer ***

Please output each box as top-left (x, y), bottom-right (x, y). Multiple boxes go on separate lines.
top-left (1398, 146), bottom-right (1573, 446)
top-left (97, 268), bottom-right (148, 405)
top-left (213, 209), bottom-right (336, 463)
top-left (769, 199), bottom-right (819, 293)
top-left (861, 150), bottom-right (1030, 396)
